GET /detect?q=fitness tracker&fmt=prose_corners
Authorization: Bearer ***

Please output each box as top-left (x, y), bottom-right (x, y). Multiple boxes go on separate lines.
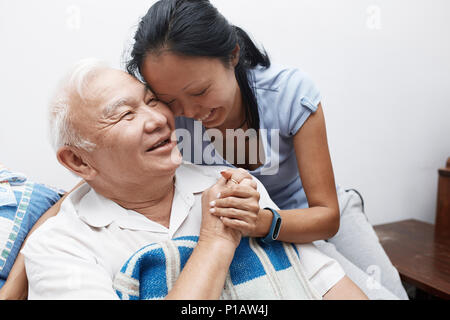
top-left (261, 208), bottom-right (282, 244)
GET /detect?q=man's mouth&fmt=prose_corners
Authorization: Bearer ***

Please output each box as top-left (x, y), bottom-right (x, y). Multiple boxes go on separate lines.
top-left (146, 138), bottom-right (172, 152)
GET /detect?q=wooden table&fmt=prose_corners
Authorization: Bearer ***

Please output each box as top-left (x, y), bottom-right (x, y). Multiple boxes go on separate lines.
top-left (374, 219), bottom-right (450, 299)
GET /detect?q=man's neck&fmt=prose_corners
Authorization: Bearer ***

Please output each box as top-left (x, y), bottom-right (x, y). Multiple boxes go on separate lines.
top-left (93, 175), bottom-right (176, 229)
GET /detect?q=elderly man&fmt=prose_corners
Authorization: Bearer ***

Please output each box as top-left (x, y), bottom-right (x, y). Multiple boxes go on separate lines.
top-left (16, 60), bottom-right (367, 300)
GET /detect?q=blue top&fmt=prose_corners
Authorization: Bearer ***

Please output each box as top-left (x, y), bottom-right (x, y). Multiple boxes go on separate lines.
top-left (175, 64), bottom-right (327, 210)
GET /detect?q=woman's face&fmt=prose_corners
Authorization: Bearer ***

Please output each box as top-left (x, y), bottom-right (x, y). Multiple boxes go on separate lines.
top-left (142, 52), bottom-right (242, 129)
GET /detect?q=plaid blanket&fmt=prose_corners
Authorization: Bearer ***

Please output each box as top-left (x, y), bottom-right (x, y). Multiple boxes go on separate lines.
top-left (113, 236), bottom-right (321, 300)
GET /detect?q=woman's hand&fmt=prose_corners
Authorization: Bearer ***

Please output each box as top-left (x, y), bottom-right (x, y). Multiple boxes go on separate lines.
top-left (209, 169), bottom-right (262, 238)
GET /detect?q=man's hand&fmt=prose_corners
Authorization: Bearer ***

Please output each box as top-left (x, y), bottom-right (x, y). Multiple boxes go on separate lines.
top-left (199, 176), bottom-right (242, 249)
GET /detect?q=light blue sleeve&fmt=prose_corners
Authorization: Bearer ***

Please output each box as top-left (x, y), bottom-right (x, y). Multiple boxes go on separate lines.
top-left (276, 68), bottom-right (322, 137)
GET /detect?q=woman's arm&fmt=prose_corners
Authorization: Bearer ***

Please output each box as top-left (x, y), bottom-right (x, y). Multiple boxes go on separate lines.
top-left (0, 181), bottom-right (84, 300)
top-left (214, 105), bottom-right (339, 244)
top-left (255, 103), bottom-right (340, 243)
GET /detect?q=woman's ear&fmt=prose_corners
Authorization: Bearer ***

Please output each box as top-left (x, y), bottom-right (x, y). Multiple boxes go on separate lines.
top-left (231, 44), bottom-right (241, 67)
top-left (57, 146), bottom-right (97, 181)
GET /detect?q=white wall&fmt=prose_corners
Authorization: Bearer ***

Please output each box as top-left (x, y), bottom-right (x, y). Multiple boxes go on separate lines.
top-left (1, 0), bottom-right (449, 226)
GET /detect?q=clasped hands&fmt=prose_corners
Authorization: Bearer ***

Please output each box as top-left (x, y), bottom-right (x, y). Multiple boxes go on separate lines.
top-left (200, 168), bottom-right (265, 249)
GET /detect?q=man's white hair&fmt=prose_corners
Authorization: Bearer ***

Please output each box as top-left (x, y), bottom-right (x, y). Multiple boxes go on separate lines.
top-left (48, 58), bottom-right (109, 152)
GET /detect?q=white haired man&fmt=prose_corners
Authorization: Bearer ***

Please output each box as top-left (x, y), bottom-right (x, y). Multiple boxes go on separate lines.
top-left (12, 60), bottom-right (367, 300)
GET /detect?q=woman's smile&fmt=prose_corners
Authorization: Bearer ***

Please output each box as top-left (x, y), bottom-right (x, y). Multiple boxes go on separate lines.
top-left (197, 108), bottom-right (217, 123)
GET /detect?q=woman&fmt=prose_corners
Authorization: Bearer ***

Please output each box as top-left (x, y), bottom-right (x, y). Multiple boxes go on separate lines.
top-left (126, 0), bottom-right (407, 300)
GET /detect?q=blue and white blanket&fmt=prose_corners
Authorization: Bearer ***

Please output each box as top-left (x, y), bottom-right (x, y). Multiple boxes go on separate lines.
top-left (0, 164), bottom-right (62, 288)
top-left (113, 236), bottom-right (321, 300)
top-left (0, 165), bottom-right (27, 207)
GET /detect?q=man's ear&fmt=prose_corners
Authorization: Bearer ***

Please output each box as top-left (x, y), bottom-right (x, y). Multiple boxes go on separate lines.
top-left (231, 44), bottom-right (241, 68)
top-left (57, 146), bottom-right (97, 181)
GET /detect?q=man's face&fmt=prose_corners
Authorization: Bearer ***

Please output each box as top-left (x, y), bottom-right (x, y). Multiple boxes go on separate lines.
top-left (73, 69), bottom-right (182, 186)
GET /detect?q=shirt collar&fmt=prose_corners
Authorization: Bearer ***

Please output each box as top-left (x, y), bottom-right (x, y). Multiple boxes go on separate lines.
top-left (165, 162), bottom-right (220, 237)
top-left (71, 162), bottom-right (217, 235)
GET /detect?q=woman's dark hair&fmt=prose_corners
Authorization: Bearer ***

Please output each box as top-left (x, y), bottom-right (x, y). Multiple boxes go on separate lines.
top-left (126, 0), bottom-right (270, 130)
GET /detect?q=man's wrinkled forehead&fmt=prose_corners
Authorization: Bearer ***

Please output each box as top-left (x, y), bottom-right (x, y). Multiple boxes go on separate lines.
top-left (83, 69), bottom-right (146, 113)
top-left (86, 69), bottom-right (142, 100)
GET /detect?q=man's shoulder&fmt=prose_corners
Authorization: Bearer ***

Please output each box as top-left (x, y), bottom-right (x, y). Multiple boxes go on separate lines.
top-left (22, 185), bottom-right (93, 252)
top-left (178, 161), bottom-right (271, 188)
top-left (176, 162), bottom-right (232, 193)
top-left (178, 161), bottom-right (231, 178)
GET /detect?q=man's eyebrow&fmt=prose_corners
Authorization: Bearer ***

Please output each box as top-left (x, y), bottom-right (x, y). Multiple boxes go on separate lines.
top-left (102, 98), bottom-right (130, 118)
top-left (102, 87), bottom-right (150, 118)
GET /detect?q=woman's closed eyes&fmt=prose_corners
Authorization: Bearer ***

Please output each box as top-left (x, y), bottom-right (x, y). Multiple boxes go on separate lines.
top-left (191, 87), bottom-right (209, 97)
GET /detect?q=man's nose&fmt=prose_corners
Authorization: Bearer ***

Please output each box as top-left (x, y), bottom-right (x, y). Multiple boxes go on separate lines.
top-left (143, 108), bottom-right (168, 132)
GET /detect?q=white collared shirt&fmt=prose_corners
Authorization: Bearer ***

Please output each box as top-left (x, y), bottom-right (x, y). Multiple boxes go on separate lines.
top-left (21, 162), bottom-right (344, 299)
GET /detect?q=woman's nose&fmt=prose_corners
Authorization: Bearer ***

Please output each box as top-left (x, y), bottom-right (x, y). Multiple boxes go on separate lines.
top-left (169, 98), bottom-right (200, 119)
top-left (171, 104), bottom-right (184, 117)
top-left (181, 104), bottom-right (201, 119)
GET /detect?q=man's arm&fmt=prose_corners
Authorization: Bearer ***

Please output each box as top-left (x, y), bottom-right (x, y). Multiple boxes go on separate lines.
top-left (22, 230), bottom-right (237, 300)
top-left (166, 240), bottom-right (236, 300)
top-left (166, 176), bottom-right (241, 300)
top-left (22, 233), bottom-right (121, 300)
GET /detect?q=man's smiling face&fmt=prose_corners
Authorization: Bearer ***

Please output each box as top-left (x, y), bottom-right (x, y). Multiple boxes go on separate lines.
top-left (72, 69), bottom-right (182, 187)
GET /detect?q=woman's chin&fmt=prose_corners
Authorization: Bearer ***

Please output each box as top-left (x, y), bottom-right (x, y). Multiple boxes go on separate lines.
top-left (201, 108), bottom-right (225, 128)
top-left (202, 117), bottom-right (224, 129)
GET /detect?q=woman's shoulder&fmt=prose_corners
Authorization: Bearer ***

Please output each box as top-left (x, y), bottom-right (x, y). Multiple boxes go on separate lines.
top-left (251, 64), bottom-right (322, 137)
top-left (251, 64), bottom-right (316, 93)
